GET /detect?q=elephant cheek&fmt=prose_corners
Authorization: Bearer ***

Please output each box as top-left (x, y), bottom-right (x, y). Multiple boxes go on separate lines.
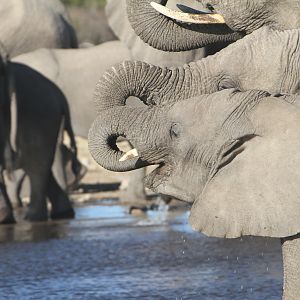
top-left (155, 180), bottom-right (196, 204)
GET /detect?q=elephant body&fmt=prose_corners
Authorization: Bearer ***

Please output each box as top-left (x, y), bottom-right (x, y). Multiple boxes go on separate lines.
top-left (0, 0), bottom-right (77, 58)
top-left (89, 89), bottom-right (300, 299)
top-left (0, 61), bottom-right (76, 222)
top-left (89, 1), bottom-right (300, 298)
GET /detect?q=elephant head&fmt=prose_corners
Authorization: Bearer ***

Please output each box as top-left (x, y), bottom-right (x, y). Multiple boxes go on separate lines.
top-left (125, 0), bottom-right (300, 51)
top-left (89, 88), bottom-right (300, 239)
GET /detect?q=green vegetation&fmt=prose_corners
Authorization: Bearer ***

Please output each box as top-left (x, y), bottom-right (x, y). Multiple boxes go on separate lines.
top-left (62, 0), bottom-right (106, 8)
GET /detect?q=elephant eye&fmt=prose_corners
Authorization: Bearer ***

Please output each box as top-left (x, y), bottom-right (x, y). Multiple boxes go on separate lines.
top-left (170, 123), bottom-right (181, 139)
top-left (206, 3), bottom-right (215, 12)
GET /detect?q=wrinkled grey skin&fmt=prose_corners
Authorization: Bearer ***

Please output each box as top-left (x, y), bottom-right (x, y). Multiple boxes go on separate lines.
top-left (0, 60), bottom-right (76, 223)
top-left (89, 89), bottom-right (300, 299)
top-left (94, 27), bottom-right (300, 114)
top-left (0, 0), bottom-right (77, 58)
top-left (106, 0), bottom-right (228, 66)
top-left (126, 0), bottom-right (300, 51)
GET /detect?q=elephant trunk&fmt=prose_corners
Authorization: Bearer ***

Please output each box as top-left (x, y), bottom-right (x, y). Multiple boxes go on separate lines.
top-left (95, 59), bottom-right (220, 112)
top-left (126, 0), bottom-right (243, 52)
top-left (88, 106), bottom-right (155, 172)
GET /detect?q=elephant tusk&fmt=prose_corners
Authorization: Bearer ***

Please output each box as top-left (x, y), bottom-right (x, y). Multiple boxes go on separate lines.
top-left (119, 148), bottom-right (139, 162)
top-left (150, 2), bottom-right (225, 24)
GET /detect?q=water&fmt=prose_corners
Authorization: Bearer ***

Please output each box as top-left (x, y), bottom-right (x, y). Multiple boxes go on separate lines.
top-left (0, 204), bottom-right (283, 299)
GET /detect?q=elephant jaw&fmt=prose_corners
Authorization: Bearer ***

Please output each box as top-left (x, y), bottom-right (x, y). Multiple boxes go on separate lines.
top-left (144, 163), bottom-right (196, 204)
top-left (150, 2), bottom-right (226, 24)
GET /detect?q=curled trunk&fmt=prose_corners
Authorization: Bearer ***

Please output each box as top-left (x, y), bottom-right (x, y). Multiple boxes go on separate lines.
top-left (95, 59), bottom-right (219, 113)
top-left (126, 0), bottom-right (243, 51)
top-left (88, 106), bottom-right (152, 172)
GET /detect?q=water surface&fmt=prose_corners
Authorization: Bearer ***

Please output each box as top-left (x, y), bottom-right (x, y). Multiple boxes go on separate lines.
top-left (0, 204), bottom-right (282, 299)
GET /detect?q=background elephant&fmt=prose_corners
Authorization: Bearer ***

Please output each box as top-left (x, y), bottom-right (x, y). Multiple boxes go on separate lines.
top-left (89, 88), bottom-right (300, 299)
top-left (124, 0), bottom-right (300, 52)
top-left (94, 27), bottom-right (300, 113)
top-left (0, 0), bottom-right (78, 58)
top-left (0, 53), bottom-right (76, 223)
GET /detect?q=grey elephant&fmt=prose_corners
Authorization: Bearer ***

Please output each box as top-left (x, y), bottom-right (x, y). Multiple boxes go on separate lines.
top-left (0, 49), bottom-right (76, 223)
top-left (0, 0), bottom-right (77, 58)
top-left (88, 88), bottom-right (300, 299)
top-left (124, 0), bottom-right (300, 52)
top-left (106, 0), bottom-right (230, 65)
top-left (93, 27), bottom-right (300, 112)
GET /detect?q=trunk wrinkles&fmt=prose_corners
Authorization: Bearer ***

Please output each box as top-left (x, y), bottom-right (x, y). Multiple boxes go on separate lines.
top-left (126, 0), bottom-right (242, 51)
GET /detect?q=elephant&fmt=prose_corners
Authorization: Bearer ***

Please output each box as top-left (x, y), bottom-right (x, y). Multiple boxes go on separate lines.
top-left (11, 18), bottom-right (224, 202)
top-left (0, 50), bottom-right (76, 223)
top-left (92, 27), bottom-right (300, 113)
top-left (0, 0), bottom-right (78, 58)
top-left (124, 0), bottom-right (300, 52)
top-left (105, 0), bottom-right (230, 65)
top-left (88, 88), bottom-right (300, 299)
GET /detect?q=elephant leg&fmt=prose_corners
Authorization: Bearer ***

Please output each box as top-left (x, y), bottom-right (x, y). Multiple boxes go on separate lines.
top-left (122, 168), bottom-right (146, 202)
top-left (52, 143), bottom-right (68, 191)
top-left (25, 170), bottom-right (49, 222)
top-left (52, 144), bottom-right (87, 192)
top-left (0, 172), bottom-right (15, 224)
top-left (5, 169), bottom-right (26, 208)
top-left (47, 171), bottom-right (75, 220)
top-left (281, 234), bottom-right (300, 299)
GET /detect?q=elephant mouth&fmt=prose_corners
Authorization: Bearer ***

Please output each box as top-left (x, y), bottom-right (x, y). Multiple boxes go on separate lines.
top-left (144, 163), bottom-right (172, 192)
top-left (119, 147), bottom-right (172, 193)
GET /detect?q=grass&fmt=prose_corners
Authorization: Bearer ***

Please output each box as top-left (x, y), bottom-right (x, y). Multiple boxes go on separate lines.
top-left (62, 0), bottom-right (106, 8)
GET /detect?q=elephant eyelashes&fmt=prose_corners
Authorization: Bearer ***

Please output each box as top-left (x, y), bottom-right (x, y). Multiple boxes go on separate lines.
top-left (170, 123), bottom-right (181, 139)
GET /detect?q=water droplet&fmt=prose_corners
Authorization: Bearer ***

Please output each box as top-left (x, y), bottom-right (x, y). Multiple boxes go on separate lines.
top-left (207, 257), bottom-right (210, 261)
top-left (182, 251), bottom-right (185, 255)
top-left (250, 288), bottom-right (253, 293)
top-left (266, 266), bottom-right (269, 272)
top-left (234, 269), bottom-right (237, 274)
top-left (226, 255), bottom-right (229, 260)
top-left (236, 256), bottom-right (239, 261)
top-left (240, 285), bottom-right (243, 290)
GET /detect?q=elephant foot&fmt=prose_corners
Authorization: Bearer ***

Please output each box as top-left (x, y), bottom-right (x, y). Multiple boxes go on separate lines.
top-left (24, 209), bottom-right (48, 222)
top-left (51, 208), bottom-right (75, 220)
top-left (0, 207), bottom-right (16, 224)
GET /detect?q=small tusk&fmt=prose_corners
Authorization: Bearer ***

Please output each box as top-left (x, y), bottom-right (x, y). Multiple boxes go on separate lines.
top-left (119, 148), bottom-right (139, 162)
top-left (150, 2), bottom-right (225, 24)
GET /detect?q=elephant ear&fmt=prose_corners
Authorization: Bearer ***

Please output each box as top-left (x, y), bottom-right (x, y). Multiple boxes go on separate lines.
top-left (189, 97), bottom-right (300, 238)
top-left (105, 0), bottom-right (205, 67)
